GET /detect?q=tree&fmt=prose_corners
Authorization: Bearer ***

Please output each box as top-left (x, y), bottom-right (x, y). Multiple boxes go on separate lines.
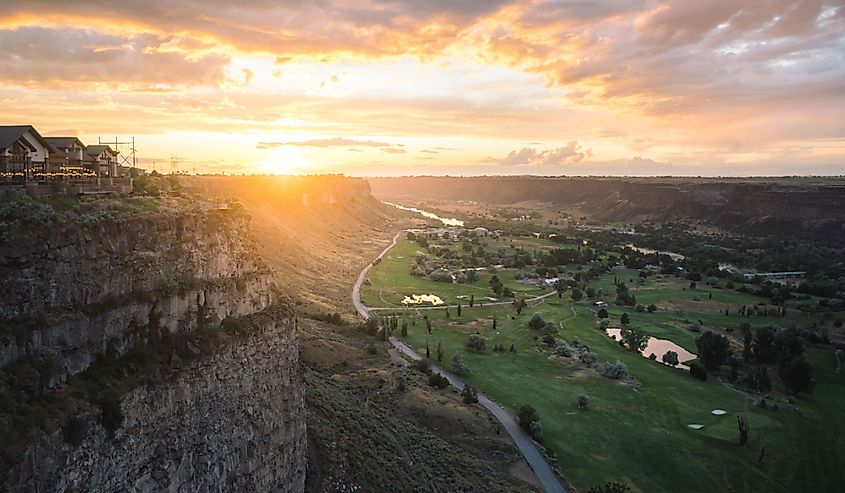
top-left (426, 318), bottom-right (432, 334)
top-left (436, 340), bottom-right (444, 363)
top-left (620, 313), bottom-right (631, 325)
top-left (401, 318), bottom-right (408, 337)
top-left (517, 405), bottom-right (540, 432)
top-left (647, 303), bottom-right (657, 313)
top-left (528, 313), bottom-right (546, 330)
top-left (752, 327), bottom-right (776, 364)
top-left (466, 334), bottom-right (487, 353)
top-left (426, 344), bottom-right (430, 359)
top-left (571, 288), bottom-right (583, 302)
top-left (689, 363), bottom-right (708, 381)
top-left (457, 303), bottom-right (462, 317)
top-left (452, 353), bottom-right (470, 374)
top-left (620, 326), bottom-right (649, 353)
top-left (696, 332), bottom-right (731, 371)
top-left (597, 308), bottom-right (609, 319)
top-left (543, 334), bottom-right (556, 347)
top-left (578, 394), bottom-right (589, 410)
top-left (509, 344), bottom-right (517, 353)
top-left (738, 415), bottom-right (750, 446)
top-left (780, 356), bottom-right (812, 394)
top-left (462, 384), bottom-right (478, 404)
top-left (513, 296), bottom-right (526, 315)
top-left (662, 350), bottom-right (679, 367)
top-left (492, 314), bottom-right (498, 331)
top-left (469, 294), bottom-right (475, 307)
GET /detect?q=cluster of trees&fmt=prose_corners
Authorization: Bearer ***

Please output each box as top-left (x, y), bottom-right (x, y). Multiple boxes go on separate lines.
top-left (517, 404), bottom-right (543, 442)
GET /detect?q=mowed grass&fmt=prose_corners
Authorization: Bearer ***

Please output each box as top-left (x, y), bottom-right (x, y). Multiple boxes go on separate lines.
top-left (370, 243), bottom-right (845, 492)
top-left (362, 239), bottom-right (546, 307)
top-left (396, 300), bottom-right (845, 492)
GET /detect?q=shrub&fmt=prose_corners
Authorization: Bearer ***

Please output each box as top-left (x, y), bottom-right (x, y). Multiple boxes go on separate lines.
top-left (466, 334), bottom-right (487, 353)
top-left (601, 360), bottom-right (630, 379)
top-left (554, 339), bottom-right (573, 357)
top-left (543, 334), bottom-right (556, 347)
top-left (647, 303), bottom-right (657, 313)
top-left (648, 353), bottom-right (657, 360)
top-left (428, 373), bottom-right (449, 389)
top-left (517, 404), bottom-right (540, 431)
top-left (366, 344), bottom-right (379, 355)
top-left (452, 353), bottom-right (470, 374)
top-left (528, 420), bottom-right (544, 442)
top-left (462, 384), bottom-right (479, 404)
top-left (428, 269), bottom-right (453, 283)
top-left (99, 394), bottom-right (124, 439)
top-left (579, 350), bottom-right (599, 367)
top-left (588, 481), bottom-right (632, 493)
top-left (578, 394), bottom-right (589, 410)
top-left (528, 313), bottom-right (546, 330)
top-left (689, 363), bottom-right (708, 381)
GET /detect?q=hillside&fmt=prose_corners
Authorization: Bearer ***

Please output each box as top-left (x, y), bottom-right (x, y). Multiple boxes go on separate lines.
top-left (183, 175), bottom-right (542, 491)
top-left (369, 176), bottom-right (845, 242)
top-left (184, 175), bottom-right (407, 311)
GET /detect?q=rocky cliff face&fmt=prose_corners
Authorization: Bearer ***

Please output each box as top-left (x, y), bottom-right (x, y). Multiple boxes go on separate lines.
top-left (6, 309), bottom-right (306, 493)
top-left (0, 197), bottom-right (306, 492)
top-left (1, 202), bottom-right (275, 383)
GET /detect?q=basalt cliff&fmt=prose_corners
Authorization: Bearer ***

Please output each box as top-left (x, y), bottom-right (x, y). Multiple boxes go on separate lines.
top-left (0, 197), bottom-right (306, 492)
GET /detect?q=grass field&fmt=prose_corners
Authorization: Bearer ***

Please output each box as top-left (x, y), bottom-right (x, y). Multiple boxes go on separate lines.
top-left (361, 239), bottom-right (547, 307)
top-left (366, 241), bottom-right (845, 492)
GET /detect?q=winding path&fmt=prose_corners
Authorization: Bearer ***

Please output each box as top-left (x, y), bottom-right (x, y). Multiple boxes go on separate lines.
top-left (352, 232), bottom-right (569, 493)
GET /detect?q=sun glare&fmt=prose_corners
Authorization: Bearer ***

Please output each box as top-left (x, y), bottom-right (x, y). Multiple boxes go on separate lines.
top-left (261, 148), bottom-right (309, 175)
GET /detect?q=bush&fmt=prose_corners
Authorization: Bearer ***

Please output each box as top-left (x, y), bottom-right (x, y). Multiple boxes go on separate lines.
top-left (466, 334), bottom-right (487, 353)
top-left (578, 394), bottom-right (589, 410)
top-left (462, 384), bottom-right (478, 404)
top-left (554, 339), bottom-right (573, 357)
top-left (528, 313), bottom-right (546, 330)
top-left (528, 420), bottom-right (544, 442)
top-left (428, 373), bottom-right (450, 389)
top-left (647, 303), bottom-right (657, 313)
top-left (99, 394), bottom-right (124, 439)
top-left (517, 404), bottom-right (540, 431)
top-left (428, 269), bottom-right (453, 283)
top-left (543, 334), bottom-right (556, 347)
top-left (579, 350), bottom-right (599, 367)
top-left (689, 363), bottom-right (708, 381)
top-left (452, 353), bottom-right (470, 374)
top-left (601, 360), bottom-right (630, 379)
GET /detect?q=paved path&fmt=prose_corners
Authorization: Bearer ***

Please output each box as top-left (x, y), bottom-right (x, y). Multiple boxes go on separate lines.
top-left (352, 232), bottom-right (568, 493)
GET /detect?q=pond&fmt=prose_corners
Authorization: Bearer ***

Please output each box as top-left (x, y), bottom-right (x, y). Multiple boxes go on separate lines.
top-left (401, 294), bottom-right (445, 306)
top-left (606, 328), bottom-right (697, 370)
top-left (384, 202), bottom-right (464, 227)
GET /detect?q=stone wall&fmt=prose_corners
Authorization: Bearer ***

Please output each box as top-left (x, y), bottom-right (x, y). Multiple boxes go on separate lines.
top-left (4, 310), bottom-right (306, 493)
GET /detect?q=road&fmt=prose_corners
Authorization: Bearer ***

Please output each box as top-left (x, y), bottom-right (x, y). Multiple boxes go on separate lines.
top-left (352, 232), bottom-right (569, 493)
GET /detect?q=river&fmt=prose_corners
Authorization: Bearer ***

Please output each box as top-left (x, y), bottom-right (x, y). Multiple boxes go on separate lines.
top-left (384, 202), bottom-right (464, 227)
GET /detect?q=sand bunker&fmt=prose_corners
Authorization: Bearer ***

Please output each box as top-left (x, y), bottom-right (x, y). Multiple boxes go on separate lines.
top-left (402, 294), bottom-right (445, 306)
top-left (711, 409), bottom-right (727, 416)
top-left (688, 424), bottom-right (704, 430)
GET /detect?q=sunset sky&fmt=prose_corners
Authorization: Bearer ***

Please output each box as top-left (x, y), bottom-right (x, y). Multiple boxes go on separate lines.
top-left (2, 1), bottom-right (843, 176)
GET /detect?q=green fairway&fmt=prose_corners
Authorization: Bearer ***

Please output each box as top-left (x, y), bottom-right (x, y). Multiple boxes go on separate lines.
top-left (367, 239), bottom-right (845, 492)
top-left (362, 239), bottom-right (547, 307)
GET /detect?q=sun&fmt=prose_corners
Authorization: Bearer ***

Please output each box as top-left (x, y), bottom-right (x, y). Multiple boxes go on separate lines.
top-left (260, 147), bottom-right (310, 174)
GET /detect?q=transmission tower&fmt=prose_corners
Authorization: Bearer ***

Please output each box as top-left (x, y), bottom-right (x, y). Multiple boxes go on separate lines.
top-left (99, 136), bottom-right (137, 169)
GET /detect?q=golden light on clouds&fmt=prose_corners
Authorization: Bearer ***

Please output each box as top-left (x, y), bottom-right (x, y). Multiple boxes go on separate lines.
top-left (0, 1), bottom-right (843, 175)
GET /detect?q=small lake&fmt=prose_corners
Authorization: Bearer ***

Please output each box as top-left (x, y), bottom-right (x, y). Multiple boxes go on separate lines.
top-left (402, 294), bottom-right (445, 306)
top-left (385, 202), bottom-right (464, 227)
top-left (606, 328), bottom-right (697, 370)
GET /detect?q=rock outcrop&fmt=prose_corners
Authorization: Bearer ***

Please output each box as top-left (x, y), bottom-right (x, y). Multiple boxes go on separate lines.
top-left (5, 310), bottom-right (306, 493)
top-left (0, 197), bottom-right (306, 492)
